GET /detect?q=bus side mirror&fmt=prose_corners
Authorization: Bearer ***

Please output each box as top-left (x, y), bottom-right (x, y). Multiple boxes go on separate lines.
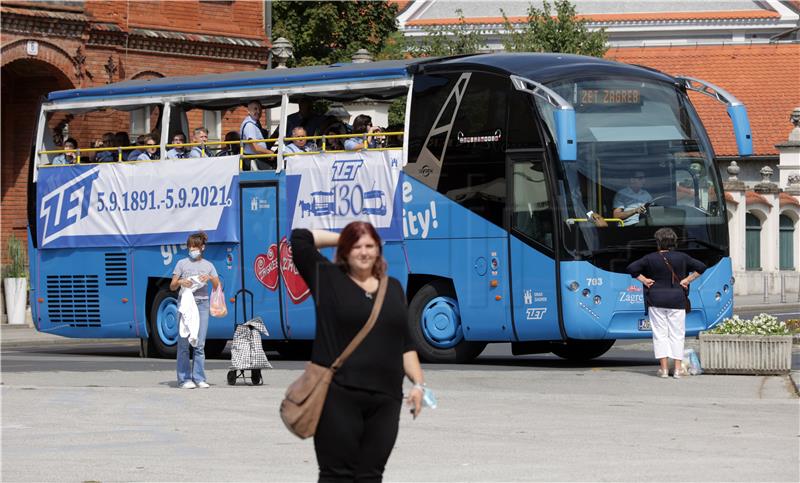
top-left (555, 109), bottom-right (577, 162)
top-left (727, 104), bottom-right (752, 157)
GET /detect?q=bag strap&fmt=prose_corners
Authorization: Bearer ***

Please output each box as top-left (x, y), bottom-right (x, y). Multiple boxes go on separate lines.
top-left (330, 275), bottom-right (389, 372)
top-left (659, 252), bottom-right (681, 287)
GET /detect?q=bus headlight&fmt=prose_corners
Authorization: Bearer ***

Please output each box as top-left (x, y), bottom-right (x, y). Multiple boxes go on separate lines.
top-left (582, 289), bottom-right (591, 297)
top-left (715, 292), bottom-right (721, 301)
top-left (568, 281), bottom-right (580, 292)
top-left (593, 295), bottom-right (602, 305)
top-left (723, 284), bottom-right (729, 293)
top-left (730, 276), bottom-right (736, 285)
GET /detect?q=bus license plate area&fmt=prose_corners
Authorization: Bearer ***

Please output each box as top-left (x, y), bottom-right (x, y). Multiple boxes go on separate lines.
top-left (638, 318), bottom-right (651, 331)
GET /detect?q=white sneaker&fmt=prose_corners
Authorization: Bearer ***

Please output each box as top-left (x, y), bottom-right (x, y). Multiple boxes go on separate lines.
top-left (657, 369), bottom-right (669, 378)
top-left (196, 381), bottom-right (210, 389)
top-left (179, 381), bottom-right (197, 389)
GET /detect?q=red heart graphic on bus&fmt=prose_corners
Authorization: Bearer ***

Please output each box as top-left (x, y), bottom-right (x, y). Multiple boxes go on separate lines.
top-left (279, 236), bottom-right (311, 304)
top-left (254, 244), bottom-right (279, 291)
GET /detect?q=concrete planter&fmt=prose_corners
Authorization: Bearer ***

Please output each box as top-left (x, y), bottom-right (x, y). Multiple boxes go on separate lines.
top-left (699, 333), bottom-right (793, 375)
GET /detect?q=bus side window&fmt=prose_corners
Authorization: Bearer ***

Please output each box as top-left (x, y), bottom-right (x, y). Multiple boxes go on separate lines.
top-left (439, 73), bottom-right (508, 228)
top-left (512, 157), bottom-right (553, 250)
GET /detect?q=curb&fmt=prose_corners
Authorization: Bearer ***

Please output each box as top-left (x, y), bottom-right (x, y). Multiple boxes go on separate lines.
top-left (790, 371), bottom-right (800, 396)
top-left (2, 338), bottom-right (137, 349)
top-left (734, 303), bottom-right (800, 312)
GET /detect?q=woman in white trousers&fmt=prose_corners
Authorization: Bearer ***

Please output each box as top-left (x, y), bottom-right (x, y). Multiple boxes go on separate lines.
top-left (627, 228), bottom-right (706, 378)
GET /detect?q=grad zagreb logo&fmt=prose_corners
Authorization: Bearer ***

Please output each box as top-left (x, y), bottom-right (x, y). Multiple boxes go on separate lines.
top-left (39, 167), bottom-right (99, 246)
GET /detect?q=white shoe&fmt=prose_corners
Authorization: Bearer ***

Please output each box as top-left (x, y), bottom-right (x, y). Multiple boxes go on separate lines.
top-left (196, 381), bottom-right (210, 389)
top-left (657, 369), bottom-right (669, 378)
top-left (179, 381), bottom-right (197, 389)
top-left (673, 370), bottom-right (686, 379)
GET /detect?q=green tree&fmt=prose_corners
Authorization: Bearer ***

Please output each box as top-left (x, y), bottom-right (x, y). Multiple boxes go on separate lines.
top-left (409, 9), bottom-right (488, 56)
top-left (272, 1), bottom-right (399, 66)
top-left (500, 0), bottom-right (608, 57)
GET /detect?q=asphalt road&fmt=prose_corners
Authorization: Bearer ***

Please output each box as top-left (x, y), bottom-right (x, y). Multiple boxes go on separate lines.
top-left (2, 337), bottom-right (798, 482)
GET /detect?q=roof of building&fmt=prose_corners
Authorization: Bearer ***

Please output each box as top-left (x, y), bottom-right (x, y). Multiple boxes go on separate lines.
top-left (746, 190), bottom-right (772, 206)
top-left (779, 192), bottom-right (800, 207)
top-left (403, 0), bottom-right (783, 27)
top-left (607, 43), bottom-right (800, 157)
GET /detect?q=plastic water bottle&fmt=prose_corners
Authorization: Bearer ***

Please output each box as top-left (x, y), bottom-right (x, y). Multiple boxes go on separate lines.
top-left (422, 386), bottom-right (438, 409)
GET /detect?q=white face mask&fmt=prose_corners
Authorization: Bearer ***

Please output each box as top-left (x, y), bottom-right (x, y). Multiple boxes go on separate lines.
top-left (189, 249), bottom-right (201, 260)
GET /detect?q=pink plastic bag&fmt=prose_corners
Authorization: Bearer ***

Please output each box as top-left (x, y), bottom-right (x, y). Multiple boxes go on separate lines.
top-left (210, 285), bottom-right (227, 318)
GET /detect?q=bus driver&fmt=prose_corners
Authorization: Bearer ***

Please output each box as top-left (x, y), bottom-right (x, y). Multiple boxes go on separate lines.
top-left (613, 170), bottom-right (653, 226)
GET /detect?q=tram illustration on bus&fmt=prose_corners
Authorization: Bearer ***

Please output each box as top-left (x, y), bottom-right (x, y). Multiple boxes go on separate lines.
top-left (29, 53), bottom-right (751, 362)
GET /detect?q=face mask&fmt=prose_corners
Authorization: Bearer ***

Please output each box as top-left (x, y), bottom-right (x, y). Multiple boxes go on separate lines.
top-left (189, 249), bottom-right (201, 260)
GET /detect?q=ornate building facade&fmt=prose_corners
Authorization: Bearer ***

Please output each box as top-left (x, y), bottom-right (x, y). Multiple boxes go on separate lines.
top-left (1, 0), bottom-right (270, 265)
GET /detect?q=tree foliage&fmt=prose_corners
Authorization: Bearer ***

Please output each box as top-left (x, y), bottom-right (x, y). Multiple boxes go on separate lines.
top-left (408, 10), bottom-right (488, 57)
top-left (272, 1), bottom-right (399, 66)
top-left (500, 0), bottom-right (608, 57)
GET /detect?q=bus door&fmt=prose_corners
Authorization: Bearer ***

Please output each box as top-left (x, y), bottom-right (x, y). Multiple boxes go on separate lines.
top-left (509, 153), bottom-right (561, 341)
top-left (239, 183), bottom-right (284, 339)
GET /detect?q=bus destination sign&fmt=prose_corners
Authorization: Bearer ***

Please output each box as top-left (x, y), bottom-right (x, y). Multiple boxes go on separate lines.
top-left (579, 88), bottom-right (641, 106)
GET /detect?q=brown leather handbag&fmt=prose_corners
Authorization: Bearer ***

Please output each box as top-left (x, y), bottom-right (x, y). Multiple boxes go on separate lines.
top-left (280, 275), bottom-right (388, 439)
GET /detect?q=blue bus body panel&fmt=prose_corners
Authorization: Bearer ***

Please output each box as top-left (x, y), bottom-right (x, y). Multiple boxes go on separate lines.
top-left (402, 177), bottom-right (511, 341)
top-left (509, 235), bottom-right (561, 341)
top-left (727, 104), bottom-right (753, 156)
top-left (560, 257), bottom-right (733, 340)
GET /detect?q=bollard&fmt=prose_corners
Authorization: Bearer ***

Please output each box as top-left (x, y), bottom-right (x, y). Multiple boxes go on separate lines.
top-left (763, 274), bottom-right (768, 303)
top-left (780, 272), bottom-right (786, 303)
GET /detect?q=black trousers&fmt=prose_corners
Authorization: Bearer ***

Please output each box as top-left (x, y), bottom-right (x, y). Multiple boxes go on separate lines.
top-left (314, 381), bottom-right (402, 483)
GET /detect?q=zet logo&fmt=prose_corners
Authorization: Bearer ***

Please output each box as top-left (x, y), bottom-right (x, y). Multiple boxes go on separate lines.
top-left (331, 159), bottom-right (363, 181)
top-left (40, 167), bottom-right (99, 245)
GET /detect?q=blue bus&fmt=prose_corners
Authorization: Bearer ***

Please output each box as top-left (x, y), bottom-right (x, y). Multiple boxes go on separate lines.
top-left (29, 54), bottom-right (751, 362)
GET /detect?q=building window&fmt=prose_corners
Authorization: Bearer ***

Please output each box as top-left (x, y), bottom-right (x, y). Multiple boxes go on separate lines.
top-left (779, 214), bottom-right (794, 270)
top-left (745, 213), bottom-right (761, 270)
top-left (203, 110), bottom-right (222, 141)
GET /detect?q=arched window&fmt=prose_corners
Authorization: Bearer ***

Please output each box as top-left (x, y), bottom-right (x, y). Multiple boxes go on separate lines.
top-left (779, 214), bottom-right (794, 270)
top-left (745, 213), bottom-right (761, 270)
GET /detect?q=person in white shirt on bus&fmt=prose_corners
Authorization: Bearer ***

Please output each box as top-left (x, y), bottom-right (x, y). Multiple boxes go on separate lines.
top-left (165, 132), bottom-right (189, 159)
top-left (188, 127), bottom-right (209, 158)
top-left (136, 134), bottom-right (159, 161)
top-left (284, 126), bottom-right (318, 154)
top-left (52, 138), bottom-right (78, 165)
top-left (344, 114), bottom-right (382, 151)
top-left (613, 170), bottom-right (653, 226)
top-left (240, 100), bottom-right (273, 170)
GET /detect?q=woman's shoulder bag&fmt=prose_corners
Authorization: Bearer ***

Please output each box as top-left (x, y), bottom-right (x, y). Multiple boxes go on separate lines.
top-left (279, 275), bottom-right (389, 439)
top-left (660, 253), bottom-right (691, 313)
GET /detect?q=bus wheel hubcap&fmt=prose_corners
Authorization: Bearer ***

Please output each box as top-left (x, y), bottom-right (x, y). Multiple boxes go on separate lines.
top-left (156, 297), bottom-right (179, 346)
top-left (421, 296), bottom-right (463, 349)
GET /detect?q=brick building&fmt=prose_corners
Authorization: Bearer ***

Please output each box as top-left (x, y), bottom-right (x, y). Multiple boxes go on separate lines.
top-left (0, 0), bottom-right (270, 265)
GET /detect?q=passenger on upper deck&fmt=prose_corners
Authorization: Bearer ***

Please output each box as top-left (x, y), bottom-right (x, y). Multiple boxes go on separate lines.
top-left (116, 132), bottom-right (131, 160)
top-left (284, 126), bottom-right (318, 154)
top-left (52, 138), bottom-right (78, 165)
top-left (322, 122), bottom-right (347, 151)
top-left (613, 170), bottom-right (653, 226)
top-left (127, 134), bottom-right (147, 161)
top-left (240, 101), bottom-right (273, 170)
top-left (166, 133), bottom-right (189, 159)
top-left (136, 134), bottom-right (159, 161)
top-left (94, 132), bottom-right (117, 163)
top-left (281, 98), bottom-right (324, 139)
top-left (344, 115), bottom-right (381, 151)
top-left (215, 131), bottom-right (241, 157)
top-left (188, 128), bottom-right (209, 158)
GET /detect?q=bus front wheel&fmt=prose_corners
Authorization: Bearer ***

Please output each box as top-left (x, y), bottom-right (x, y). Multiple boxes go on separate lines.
top-left (551, 339), bottom-right (615, 361)
top-left (147, 289), bottom-right (180, 359)
top-left (408, 281), bottom-right (486, 363)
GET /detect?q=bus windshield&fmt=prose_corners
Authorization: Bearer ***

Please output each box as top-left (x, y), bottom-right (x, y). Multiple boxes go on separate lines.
top-left (535, 77), bottom-right (728, 267)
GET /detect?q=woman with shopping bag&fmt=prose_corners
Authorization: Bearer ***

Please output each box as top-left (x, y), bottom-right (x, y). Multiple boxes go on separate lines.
top-left (290, 222), bottom-right (426, 482)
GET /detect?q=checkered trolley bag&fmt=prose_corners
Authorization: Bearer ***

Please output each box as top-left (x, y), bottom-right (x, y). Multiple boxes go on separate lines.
top-left (227, 289), bottom-right (272, 386)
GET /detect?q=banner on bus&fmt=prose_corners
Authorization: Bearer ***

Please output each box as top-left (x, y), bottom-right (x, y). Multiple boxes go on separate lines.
top-left (36, 156), bottom-right (240, 248)
top-left (285, 151), bottom-right (403, 241)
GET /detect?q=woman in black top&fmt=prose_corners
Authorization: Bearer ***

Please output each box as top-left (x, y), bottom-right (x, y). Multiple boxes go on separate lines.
top-left (291, 223), bottom-right (425, 482)
top-left (627, 228), bottom-right (706, 379)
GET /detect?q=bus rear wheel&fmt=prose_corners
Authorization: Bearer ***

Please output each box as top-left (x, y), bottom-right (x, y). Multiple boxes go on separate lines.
top-left (408, 281), bottom-right (486, 363)
top-left (551, 340), bottom-right (615, 361)
top-left (147, 288), bottom-right (179, 359)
